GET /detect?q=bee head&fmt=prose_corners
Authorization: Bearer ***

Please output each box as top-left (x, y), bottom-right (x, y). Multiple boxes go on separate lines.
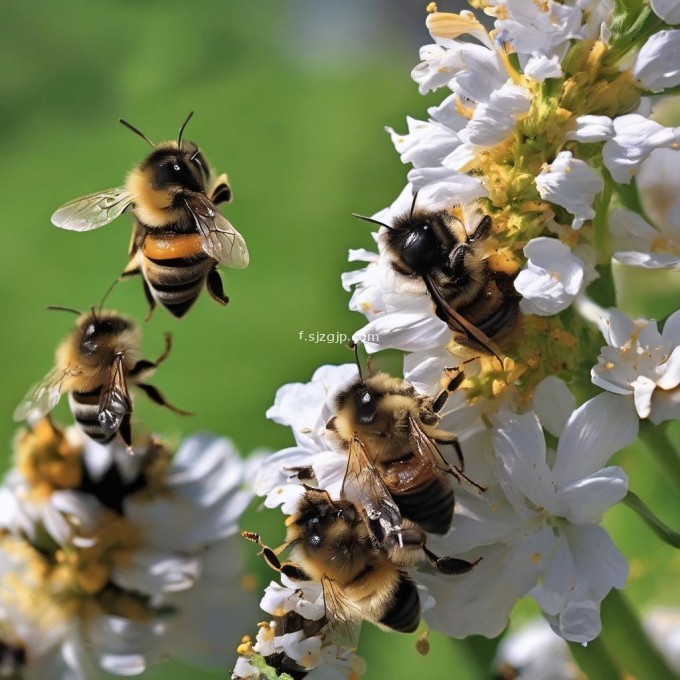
top-left (389, 211), bottom-right (455, 274)
top-left (295, 491), bottom-right (359, 550)
top-left (144, 145), bottom-right (207, 193)
top-left (353, 383), bottom-right (380, 425)
top-left (77, 311), bottom-right (132, 356)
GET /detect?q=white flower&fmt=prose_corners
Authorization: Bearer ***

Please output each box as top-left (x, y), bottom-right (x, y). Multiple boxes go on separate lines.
top-left (458, 81), bottom-right (531, 147)
top-left (634, 30), bottom-right (680, 92)
top-left (426, 388), bottom-right (636, 643)
top-left (644, 607), bottom-right (680, 674)
top-left (515, 237), bottom-right (587, 316)
top-left (491, 0), bottom-right (584, 59)
top-left (535, 151), bottom-right (603, 229)
top-left (0, 431), bottom-right (260, 676)
top-left (387, 94), bottom-right (466, 169)
top-left (651, 0), bottom-right (680, 25)
top-left (494, 617), bottom-right (580, 680)
top-left (609, 207), bottom-right (680, 269)
top-left (591, 309), bottom-right (680, 423)
top-left (603, 114), bottom-right (680, 184)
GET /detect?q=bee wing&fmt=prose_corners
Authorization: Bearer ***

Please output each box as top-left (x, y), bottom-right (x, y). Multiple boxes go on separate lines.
top-left (422, 273), bottom-right (505, 362)
top-left (184, 192), bottom-right (249, 268)
top-left (51, 187), bottom-right (134, 232)
top-left (321, 575), bottom-right (362, 650)
top-left (407, 414), bottom-right (452, 474)
top-left (341, 438), bottom-right (402, 545)
top-left (13, 368), bottom-right (68, 422)
top-left (97, 354), bottom-right (132, 435)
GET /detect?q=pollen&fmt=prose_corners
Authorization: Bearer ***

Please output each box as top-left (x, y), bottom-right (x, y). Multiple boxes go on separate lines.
top-left (531, 552), bottom-right (542, 564)
top-left (426, 2), bottom-right (438, 13)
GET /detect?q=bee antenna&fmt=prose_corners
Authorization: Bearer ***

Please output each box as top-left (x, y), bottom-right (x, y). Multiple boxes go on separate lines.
top-left (350, 341), bottom-right (364, 380)
top-left (98, 277), bottom-right (120, 313)
top-left (352, 213), bottom-right (394, 232)
top-left (90, 305), bottom-right (99, 324)
top-left (119, 118), bottom-right (156, 148)
top-left (46, 305), bottom-right (81, 316)
top-left (178, 111), bottom-right (194, 147)
top-left (409, 190), bottom-right (419, 219)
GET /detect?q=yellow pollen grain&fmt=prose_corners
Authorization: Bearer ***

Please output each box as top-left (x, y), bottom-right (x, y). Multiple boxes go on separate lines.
top-left (531, 552), bottom-right (542, 564)
top-left (426, 2), bottom-right (438, 13)
top-left (237, 640), bottom-right (254, 656)
top-left (604, 361), bottom-right (615, 370)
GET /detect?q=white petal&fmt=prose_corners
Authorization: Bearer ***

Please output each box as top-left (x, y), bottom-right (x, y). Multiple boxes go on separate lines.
top-left (524, 54), bottom-right (563, 81)
top-left (557, 466), bottom-right (628, 524)
top-left (533, 376), bottom-right (576, 438)
top-left (614, 251), bottom-right (680, 268)
top-left (651, 0), bottom-right (680, 24)
top-left (353, 310), bottom-right (450, 353)
top-left (634, 30), bottom-right (680, 92)
top-left (566, 115), bottom-right (614, 142)
top-left (406, 168), bottom-right (488, 206)
top-left (111, 550), bottom-right (201, 595)
top-left (553, 393), bottom-right (639, 486)
top-left (493, 412), bottom-right (557, 512)
top-left (603, 114), bottom-right (680, 184)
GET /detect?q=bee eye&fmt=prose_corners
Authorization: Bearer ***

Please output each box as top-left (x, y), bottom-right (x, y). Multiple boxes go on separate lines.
top-left (356, 388), bottom-right (378, 425)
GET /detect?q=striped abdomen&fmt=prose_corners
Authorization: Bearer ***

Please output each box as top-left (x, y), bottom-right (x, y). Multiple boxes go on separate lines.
top-left (141, 232), bottom-right (214, 318)
top-left (377, 574), bottom-right (420, 633)
top-left (392, 475), bottom-right (454, 535)
top-left (68, 389), bottom-right (115, 444)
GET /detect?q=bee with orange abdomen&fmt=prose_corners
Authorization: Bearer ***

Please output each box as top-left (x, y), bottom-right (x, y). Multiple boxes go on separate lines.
top-left (51, 113), bottom-right (248, 318)
top-left (14, 308), bottom-right (185, 446)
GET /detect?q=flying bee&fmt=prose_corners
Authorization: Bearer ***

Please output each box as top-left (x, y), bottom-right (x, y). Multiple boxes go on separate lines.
top-left (326, 366), bottom-right (484, 542)
top-left (354, 197), bottom-right (519, 357)
top-left (13, 308), bottom-right (186, 447)
top-left (51, 112), bottom-right (249, 318)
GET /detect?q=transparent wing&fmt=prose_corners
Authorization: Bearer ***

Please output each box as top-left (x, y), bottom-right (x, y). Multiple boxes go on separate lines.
top-left (341, 437), bottom-right (402, 545)
top-left (13, 368), bottom-right (67, 422)
top-left (51, 187), bottom-right (134, 232)
top-left (407, 414), bottom-right (452, 473)
top-left (97, 354), bottom-right (132, 435)
top-left (321, 575), bottom-right (362, 650)
top-left (184, 192), bottom-right (249, 268)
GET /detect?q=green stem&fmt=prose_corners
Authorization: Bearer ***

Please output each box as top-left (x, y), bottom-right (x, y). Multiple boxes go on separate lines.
top-left (639, 421), bottom-right (680, 492)
top-left (623, 491), bottom-right (680, 548)
top-left (600, 589), bottom-right (679, 680)
top-left (569, 635), bottom-right (623, 680)
top-left (593, 176), bottom-right (613, 262)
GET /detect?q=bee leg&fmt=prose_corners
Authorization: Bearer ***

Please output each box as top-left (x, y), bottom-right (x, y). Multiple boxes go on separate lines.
top-left (210, 174), bottom-right (232, 204)
top-left (432, 369), bottom-right (466, 413)
top-left (469, 214), bottom-right (492, 242)
top-left (137, 383), bottom-right (193, 416)
top-left (141, 279), bottom-right (157, 321)
top-left (422, 545), bottom-right (482, 575)
top-left (206, 268), bottom-right (229, 306)
top-left (433, 432), bottom-right (465, 471)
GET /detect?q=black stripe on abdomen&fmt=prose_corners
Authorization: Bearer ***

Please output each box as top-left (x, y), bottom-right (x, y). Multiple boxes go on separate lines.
top-left (394, 477), bottom-right (454, 534)
top-left (142, 256), bottom-right (212, 318)
top-left (69, 390), bottom-right (114, 444)
top-left (378, 575), bottom-right (420, 633)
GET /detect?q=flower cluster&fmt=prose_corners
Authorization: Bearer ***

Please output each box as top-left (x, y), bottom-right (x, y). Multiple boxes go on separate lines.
top-left (0, 420), bottom-right (260, 678)
top-left (237, 1), bottom-right (680, 677)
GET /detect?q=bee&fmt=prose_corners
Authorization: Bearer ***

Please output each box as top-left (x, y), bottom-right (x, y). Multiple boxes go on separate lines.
top-left (51, 113), bottom-right (249, 318)
top-left (354, 197), bottom-right (519, 357)
top-left (326, 366), bottom-right (484, 542)
top-left (244, 488), bottom-right (421, 638)
top-left (14, 308), bottom-right (184, 447)
top-left (245, 489), bottom-right (477, 645)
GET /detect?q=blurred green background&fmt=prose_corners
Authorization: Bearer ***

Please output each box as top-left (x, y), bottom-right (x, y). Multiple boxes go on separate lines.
top-left (1, 1), bottom-right (679, 679)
